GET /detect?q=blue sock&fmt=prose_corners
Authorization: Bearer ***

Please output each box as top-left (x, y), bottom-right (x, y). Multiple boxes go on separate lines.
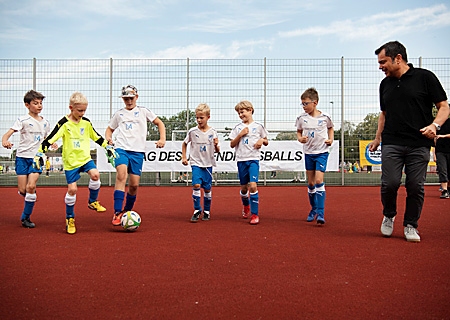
top-left (240, 191), bottom-right (249, 206)
top-left (192, 188), bottom-right (201, 211)
top-left (88, 188), bottom-right (99, 204)
top-left (308, 185), bottom-right (317, 213)
top-left (21, 193), bottom-right (37, 220)
top-left (250, 191), bottom-right (259, 215)
top-left (124, 193), bottom-right (136, 211)
top-left (114, 190), bottom-right (125, 213)
top-left (204, 191), bottom-right (212, 212)
top-left (66, 205), bottom-right (75, 219)
top-left (315, 183), bottom-right (326, 218)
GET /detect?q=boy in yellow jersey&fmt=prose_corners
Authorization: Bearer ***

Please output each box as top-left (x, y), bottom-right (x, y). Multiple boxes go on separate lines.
top-left (34, 92), bottom-right (117, 234)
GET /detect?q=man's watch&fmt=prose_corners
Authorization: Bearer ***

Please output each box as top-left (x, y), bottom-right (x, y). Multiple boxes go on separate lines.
top-left (432, 122), bottom-right (441, 131)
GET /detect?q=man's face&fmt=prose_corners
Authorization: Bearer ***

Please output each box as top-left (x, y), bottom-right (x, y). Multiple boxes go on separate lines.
top-left (377, 49), bottom-right (400, 78)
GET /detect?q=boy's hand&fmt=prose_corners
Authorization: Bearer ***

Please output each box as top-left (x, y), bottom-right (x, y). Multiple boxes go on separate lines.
top-left (155, 140), bottom-right (165, 148)
top-left (298, 136), bottom-right (308, 144)
top-left (240, 127), bottom-right (249, 137)
top-left (181, 157), bottom-right (189, 166)
top-left (32, 152), bottom-right (45, 170)
top-left (254, 139), bottom-right (264, 149)
top-left (325, 139), bottom-right (332, 146)
top-left (368, 138), bottom-right (380, 152)
top-left (213, 138), bottom-right (219, 146)
top-left (105, 145), bottom-right (119, 167)
top-left (2, 141), bottom-right (13, 149)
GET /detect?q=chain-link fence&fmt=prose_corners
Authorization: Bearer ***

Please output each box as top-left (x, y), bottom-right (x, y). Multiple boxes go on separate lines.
top-left (1, 58), bottom-right (449, 186)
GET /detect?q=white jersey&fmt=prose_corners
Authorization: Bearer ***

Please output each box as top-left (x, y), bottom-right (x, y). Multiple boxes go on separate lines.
top-left (108, 106), bottom-right (157, 152)
top-left (11, 115), bottom-right (51, 158)
top-left (295, 111), bottom-right (333, 154)
top-left (183, 126), bottom-right (219, 167)
top-left (229, 121), bottom-right (268, 161)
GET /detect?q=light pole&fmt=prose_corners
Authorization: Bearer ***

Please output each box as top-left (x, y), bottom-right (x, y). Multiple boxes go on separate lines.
top-left (330, 101), bottom-right (334, 121)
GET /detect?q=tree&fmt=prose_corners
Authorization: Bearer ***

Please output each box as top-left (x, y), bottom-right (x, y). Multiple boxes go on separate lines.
top-left (147, 110), bottom-right (197, 141)
top-left (353, 113), bottom-right (379, 140)
top-left (274, 131), bottom-right (297, 140)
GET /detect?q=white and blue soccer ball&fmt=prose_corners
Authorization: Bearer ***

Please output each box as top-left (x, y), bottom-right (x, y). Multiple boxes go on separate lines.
top-left (120, 211), bottom-right (141, 231)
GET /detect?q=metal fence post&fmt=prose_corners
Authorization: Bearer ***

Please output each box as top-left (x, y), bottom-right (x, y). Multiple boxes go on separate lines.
top-left (33, 58), bottom-right (36, 90)
top-left (341, 56), bottom-right (345, 186)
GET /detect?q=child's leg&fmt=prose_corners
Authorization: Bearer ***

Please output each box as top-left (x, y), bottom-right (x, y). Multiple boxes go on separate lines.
top-left (307, 183), bottom-right (317, 222)
top-left (114, 164), bottom-right (128, 213)
top-left (203, 189), bottom-right (211, 212)
top-left (17, 175), bottom-right (27, 197)
top-left (249, 182), bottom-right (259, 215)
top-left (124, 174), bottom-right (140, 211)
top-left (21, 173), bottom-right (40, 222)
top-left (88, 178), bottom-right (101, 203)
top-left (192, 184), bottom-right (202, 211)
top-left (65, 184), bottom-right (77, 219)
top-left (315, 171), bottom-right (326, 224)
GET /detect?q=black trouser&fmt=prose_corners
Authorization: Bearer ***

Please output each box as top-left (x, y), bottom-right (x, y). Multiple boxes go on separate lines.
top-left (436, 152), bottom-right (450, 183)
top-left (380, 145), bottom-right (429, 228)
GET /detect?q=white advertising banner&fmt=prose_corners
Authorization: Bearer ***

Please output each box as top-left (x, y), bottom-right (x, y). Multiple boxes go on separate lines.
top-left (97, 141), bottom-right (340, 172)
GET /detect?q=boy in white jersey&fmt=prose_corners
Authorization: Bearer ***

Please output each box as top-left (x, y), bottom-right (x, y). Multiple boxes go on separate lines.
top-left (295, 88), bottom-right (334, 224)
top-left (36, 92), bottom-right (117, 234)
top-left (181, 103), bottom-right (220, 222)
top-left (2, 90), bottom-right (55, 228)
top-left (106, 85), bottom-right (166, 226)
top-left (229, 100), bottom-right (269, 225)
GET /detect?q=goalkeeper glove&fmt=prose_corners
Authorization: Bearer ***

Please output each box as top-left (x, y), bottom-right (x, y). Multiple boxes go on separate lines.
top-left (105, 145), bottom-right (119, 167)
top-left (32, 152), bottom-right (45, 170)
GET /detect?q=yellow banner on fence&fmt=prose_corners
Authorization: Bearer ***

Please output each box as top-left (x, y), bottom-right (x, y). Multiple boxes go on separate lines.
top-left (359, 140), bottom-right (436, 167)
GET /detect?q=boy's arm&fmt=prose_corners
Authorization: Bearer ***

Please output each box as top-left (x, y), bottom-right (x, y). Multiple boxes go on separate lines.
top-left (230, 127), bottom-right (248, 148)
top-left (325, 127), bottom-right (334, 146)
top-left (2, 129), bottom-right (16, 149)
top-left (297, 129), bottom-right (307, 144)
top-left (153, 117), bottom-right (166, 148)
top-left (181, 141), bottom-right (188, 165)
top-left (214, 138), bottom-right (220, 153)
top-left (105, 126), bottom-right (114, 145)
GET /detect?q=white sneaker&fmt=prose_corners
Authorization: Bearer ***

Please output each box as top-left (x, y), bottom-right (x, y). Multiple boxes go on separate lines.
top-left (380, 216), bottom-right (395, 237)
top-left (404, 224), bottom-right (420, 242)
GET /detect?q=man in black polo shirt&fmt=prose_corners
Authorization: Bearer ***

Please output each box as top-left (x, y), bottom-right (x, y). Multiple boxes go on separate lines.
top-left (369, 41), bottom-right (449, 242)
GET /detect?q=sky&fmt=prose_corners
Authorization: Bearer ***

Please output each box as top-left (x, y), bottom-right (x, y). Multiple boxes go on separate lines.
top-left (1, 0), bottom-right (450, 59)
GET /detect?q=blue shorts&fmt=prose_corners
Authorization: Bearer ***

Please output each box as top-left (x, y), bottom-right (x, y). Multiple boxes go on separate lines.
top-left (304, 153), bottom-right (329, 172)
top-left (115, 149), bottom-right (144, 176)
top-left (15, 157), bottom-right (42, 175)
top-left (237, 160), bottom-right (260, 185)
top-left (191, 166), bottom-right (213, 190)
top-left (65, 160), bottom-right (97, 184)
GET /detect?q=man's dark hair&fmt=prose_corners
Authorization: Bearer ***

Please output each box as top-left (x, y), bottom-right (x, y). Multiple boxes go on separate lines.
top-left (24, 90), bottom-right (45, 104)
top-left (375, 41), bottom-right (408, 63)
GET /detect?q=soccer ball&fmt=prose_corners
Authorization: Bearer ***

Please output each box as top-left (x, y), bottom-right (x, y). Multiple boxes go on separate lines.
top-left (120, 211), bottom-right (141, 231)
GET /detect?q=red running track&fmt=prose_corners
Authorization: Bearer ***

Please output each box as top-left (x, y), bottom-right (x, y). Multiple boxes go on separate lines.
top-left (0, 186), bottom-right (449, 319)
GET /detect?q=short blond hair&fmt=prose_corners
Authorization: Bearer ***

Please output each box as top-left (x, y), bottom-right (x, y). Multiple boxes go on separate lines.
top-left (234, 100), bottom-right (254, 114)
top-left (301, 88), bottom-right (319, 102)
top-left (195, 103), bottom-right (210, 116)
top-left (70, 92), bottom-right (88, 106)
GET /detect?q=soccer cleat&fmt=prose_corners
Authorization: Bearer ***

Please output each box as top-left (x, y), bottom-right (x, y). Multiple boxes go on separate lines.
top-left (306, 211), bottom-right (317, 222)
top-left (88, 201), bottom-right (107, 212)
top-left (404, 224), bottom-right (420, 242)
top-left (440, 190), bottom-right (449, 199)
top-left (191, 210), bottom-right (201, 223)
top-left (250, 214), bottom-right (259, 225)
top-left (202, 211), bottom-right (210, 221)
top-left (380, 216), bottom-right (395, 237)
top-left (66, 218), bottom-right (76, 234)
top-left (112, 211), bottom-right (124, 226)
top-left (21, 218), bottom-right (35, 228)
top-left (242, 205), bottom-right (250, 219)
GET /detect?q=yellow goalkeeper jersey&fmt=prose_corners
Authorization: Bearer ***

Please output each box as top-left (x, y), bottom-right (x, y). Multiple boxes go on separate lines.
top-left (40, 116), bottom-right (107, 171)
